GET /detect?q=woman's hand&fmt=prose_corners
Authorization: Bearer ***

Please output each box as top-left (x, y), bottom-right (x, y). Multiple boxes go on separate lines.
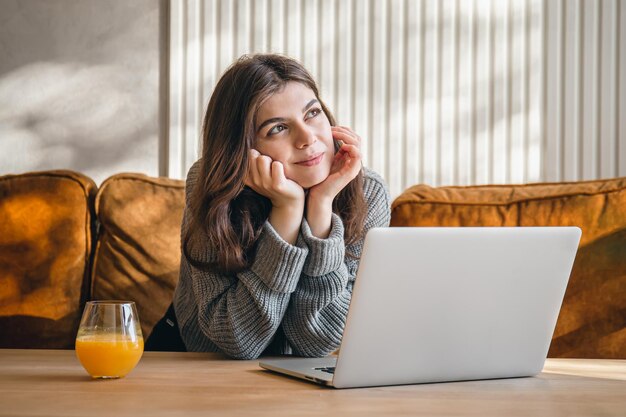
top-left (245, 149), bottom-right (304, 245)
top-left (245, 149), bottom-right (305, 208)
top-left (305, 127), bottom-right (363, 239)
top-left (308, 126), bottom-right (363, 205)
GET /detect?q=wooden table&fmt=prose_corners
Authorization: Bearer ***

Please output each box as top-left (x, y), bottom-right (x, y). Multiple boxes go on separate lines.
top-left (1, 349), bottom-right (624, 416)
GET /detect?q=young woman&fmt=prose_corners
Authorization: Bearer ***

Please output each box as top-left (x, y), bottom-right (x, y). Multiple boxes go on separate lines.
top-left (147, 54), bottom-right (391, 359)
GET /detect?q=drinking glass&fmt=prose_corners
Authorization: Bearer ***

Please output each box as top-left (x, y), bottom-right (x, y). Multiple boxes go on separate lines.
top-left (75, 301), bottom-right (144, 379)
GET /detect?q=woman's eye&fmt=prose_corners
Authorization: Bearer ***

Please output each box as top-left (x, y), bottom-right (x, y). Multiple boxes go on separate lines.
top-left (268, 125), bottom-right (286, 136)
top-left (306, 108), bottom-right (321, 119)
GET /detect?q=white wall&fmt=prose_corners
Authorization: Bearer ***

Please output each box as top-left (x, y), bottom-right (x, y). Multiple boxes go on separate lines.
top-left (169, 0), bottom-right (626, 199)
top-left (0, 0), bottom-right (162, 185)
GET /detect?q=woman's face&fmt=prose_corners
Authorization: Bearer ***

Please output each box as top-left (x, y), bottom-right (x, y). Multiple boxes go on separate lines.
top-left (254, 82), bottom-right (334, 189)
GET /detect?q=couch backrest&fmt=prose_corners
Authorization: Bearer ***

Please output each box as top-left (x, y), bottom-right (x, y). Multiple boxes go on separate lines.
top-left (2, 169), bottom-right (624, 359)
top-left (0, 171), bottom-right (97, 348)
top-left (91, 173), bottom-right (185, 339)
top-left (391, 177), bottom-right (626, 359)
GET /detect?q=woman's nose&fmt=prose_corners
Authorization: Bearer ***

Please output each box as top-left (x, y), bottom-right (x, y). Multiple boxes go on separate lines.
top-left (294, 125), bottom-right (316, 149)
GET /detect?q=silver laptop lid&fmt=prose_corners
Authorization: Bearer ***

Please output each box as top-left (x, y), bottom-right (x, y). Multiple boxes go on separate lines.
top-left (332, 227), bottom-right (581, 388)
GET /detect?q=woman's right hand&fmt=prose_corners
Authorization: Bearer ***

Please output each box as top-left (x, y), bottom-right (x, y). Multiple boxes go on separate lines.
top-left (245, 149), bottom-right (305, 209)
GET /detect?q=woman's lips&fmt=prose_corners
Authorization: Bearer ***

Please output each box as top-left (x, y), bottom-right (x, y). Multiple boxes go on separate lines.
top-left (295, 152), bottom-right (324, 167)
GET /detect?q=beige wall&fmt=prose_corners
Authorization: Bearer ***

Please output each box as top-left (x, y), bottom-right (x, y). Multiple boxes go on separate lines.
top-left (0, 0), bottom-right (162, 185)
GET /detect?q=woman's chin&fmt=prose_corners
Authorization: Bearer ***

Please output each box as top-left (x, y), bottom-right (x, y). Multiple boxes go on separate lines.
top-left (294, 172), bottom-right (330, 190)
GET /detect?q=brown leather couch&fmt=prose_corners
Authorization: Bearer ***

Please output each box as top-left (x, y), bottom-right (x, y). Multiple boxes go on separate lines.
top-left (1, 170), bottom-right (624, 358)
top-left (0, 171), bottom-right (184, 349)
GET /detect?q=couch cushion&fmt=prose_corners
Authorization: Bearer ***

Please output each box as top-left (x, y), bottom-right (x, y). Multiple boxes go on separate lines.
top-left (91, 174), bottom-right (185, 340)
top-left (391, 177), bottom-right (626, 359)
top-left (0, 171), bottom-right (97, 348)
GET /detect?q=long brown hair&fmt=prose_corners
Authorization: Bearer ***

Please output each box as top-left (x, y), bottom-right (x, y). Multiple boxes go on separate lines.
top-left (183, 54), bottom-right (366, 274)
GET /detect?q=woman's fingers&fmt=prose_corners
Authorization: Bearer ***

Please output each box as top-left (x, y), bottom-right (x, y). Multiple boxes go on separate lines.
top-left (248, 150), bottom-right (287, 191)
top-left (332, 128), bottom-right (357, 143)
top-left (246, 149), bottom-right (260, 188)
top-left (326, 142), bottom-right (361, 181)
top-left (332, 125), bottom-right (357, 137)
top-left (247, 149), bottom-right (274, 192)
top-left (255, 155), bottom-right (273, 187)
top-left (339, 143), bottom-right (361, 159)
top-left (271, 161), bottom-right (285, 188)
top-left (246, 150), bottom-right (304, 205)
top-left (331, 126), bottom-right (361, 147)
top-left (256, 155), bottom-right (271, 172)
top-left (337, 144), bottom-right (362, 177)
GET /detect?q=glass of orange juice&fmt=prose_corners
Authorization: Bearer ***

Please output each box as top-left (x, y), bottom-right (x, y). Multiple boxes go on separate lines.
top-left (75, 301), bottom-right (144, 379)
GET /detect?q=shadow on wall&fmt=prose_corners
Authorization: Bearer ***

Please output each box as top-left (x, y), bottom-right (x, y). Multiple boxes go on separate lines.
top-left (0, 0), bottom-right (161, 185)
top-left (0, 61), bottom-right (157, 184)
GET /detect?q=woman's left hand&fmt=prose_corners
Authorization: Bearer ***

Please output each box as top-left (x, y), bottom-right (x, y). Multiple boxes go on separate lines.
top-left (308, 126), bottom-right (363, 204)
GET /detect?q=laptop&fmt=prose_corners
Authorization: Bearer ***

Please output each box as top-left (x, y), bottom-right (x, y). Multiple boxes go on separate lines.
top-left (259, 227), bottom-right (581, 388)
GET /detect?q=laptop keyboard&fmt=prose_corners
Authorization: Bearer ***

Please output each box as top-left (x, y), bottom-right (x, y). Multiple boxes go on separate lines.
top-left (314, 366), bottom-right (335, 374)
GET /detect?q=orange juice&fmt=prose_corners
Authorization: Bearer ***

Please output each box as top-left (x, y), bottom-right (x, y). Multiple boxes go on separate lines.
top-left (75, 334), bottom-right (144, 378)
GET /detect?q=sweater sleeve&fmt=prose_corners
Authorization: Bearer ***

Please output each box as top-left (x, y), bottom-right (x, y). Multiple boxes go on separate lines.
top-left (184, 222), bottom-right (308, 360)
top-left (176, 163), bottom-right (309, 360)
top-left (281, 169), bottom-right (392, 357)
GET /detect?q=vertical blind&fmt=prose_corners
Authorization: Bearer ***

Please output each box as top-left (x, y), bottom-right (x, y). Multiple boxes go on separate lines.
top-left (168, 0), bottom-right (625, 198)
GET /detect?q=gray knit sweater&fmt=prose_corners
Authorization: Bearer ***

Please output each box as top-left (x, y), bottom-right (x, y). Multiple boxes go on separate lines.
top-left (173, 161), bottom-right (391, 359)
